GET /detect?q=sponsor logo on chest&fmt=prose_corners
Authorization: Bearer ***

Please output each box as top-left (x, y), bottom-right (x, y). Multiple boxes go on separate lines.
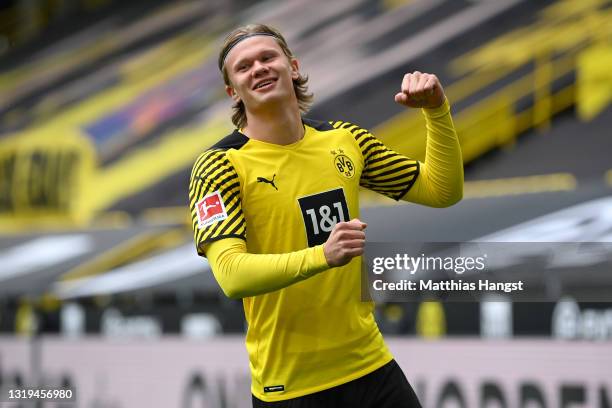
top-left (298, 187), bottom-right (350, 247)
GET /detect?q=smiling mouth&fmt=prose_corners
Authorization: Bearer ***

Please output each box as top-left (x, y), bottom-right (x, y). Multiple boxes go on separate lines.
top-left (253, 79), bottom-right (276, 90)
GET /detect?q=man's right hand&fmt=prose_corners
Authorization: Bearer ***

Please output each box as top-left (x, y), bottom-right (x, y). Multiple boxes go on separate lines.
top-left (323, 218), bottom-right (367, 267)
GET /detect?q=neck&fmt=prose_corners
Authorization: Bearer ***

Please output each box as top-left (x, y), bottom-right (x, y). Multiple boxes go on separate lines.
top-left (242, 102), bottom-right (304, 145)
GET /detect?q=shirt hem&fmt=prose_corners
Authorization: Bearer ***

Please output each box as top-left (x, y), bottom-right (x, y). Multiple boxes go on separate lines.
top-left (251, 355), bottom-right (394, 402)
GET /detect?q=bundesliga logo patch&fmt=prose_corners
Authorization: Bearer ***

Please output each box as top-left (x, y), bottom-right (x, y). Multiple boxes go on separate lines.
top-left (196, 191), bottom-right (228, 229)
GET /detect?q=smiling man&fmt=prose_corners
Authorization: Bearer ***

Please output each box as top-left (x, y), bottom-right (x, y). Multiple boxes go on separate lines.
top-left (188, 24), bottom-right (463, 407)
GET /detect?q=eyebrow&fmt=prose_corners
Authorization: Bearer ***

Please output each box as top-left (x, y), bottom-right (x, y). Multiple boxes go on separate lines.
top-left (232, 48), bottom-right (280, 70)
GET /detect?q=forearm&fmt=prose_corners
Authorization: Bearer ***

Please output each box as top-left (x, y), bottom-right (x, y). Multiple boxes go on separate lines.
top-left (204, 238), bottom-right (329, 299)
top-left (403, 98), bottom-right (464, 207)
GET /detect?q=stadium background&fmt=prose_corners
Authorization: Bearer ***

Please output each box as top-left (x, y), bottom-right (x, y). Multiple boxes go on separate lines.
top-left (0, 0), bottom-right (611, 406)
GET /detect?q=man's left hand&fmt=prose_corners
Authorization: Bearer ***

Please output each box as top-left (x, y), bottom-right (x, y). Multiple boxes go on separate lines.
top-left (394, 71), bottom-right (446, 109)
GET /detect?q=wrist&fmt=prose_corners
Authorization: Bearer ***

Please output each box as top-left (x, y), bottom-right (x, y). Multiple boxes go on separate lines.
top-left (318, 244), bottom-right (333, 268)
top-left (422, 97), bottom-right (450, 117)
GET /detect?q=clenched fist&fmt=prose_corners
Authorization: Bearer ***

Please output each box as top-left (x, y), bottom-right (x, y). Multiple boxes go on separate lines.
top-left (323, 219), bottom-right (367, 267)
top-left (394, 71), bottom-right (446, 109)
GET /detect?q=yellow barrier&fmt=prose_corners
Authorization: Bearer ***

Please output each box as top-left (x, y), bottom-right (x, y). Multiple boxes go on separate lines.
top-left (458, 96), bottom-right (515, 162)
top-left (60, 227), bottom-right (186, 282)
top-left (0, 127), bottom-right (96, 231)
top-left (577, 43), bottom-right (612, 120)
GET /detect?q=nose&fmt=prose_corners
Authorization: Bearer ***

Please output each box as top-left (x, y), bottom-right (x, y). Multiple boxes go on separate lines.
top-left (252, 60), bottom-right (269, 77)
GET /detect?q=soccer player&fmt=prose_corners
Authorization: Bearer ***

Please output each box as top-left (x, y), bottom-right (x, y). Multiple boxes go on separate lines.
top-left (189, 24), bottom-right (463, 407)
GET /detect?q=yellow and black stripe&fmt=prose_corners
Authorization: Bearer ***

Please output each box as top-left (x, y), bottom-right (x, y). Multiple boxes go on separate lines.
top-left (331, 121), bottom-right (419, 200)
top-left (189, 132), bottom-right (249, 256)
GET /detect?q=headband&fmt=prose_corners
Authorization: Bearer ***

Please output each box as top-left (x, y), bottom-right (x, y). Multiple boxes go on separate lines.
top-left (219, 32), bottom-right (279, 71)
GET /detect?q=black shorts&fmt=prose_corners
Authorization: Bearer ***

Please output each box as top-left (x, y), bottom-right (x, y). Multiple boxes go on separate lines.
top-left (252, 359), bottom-right (422, 408)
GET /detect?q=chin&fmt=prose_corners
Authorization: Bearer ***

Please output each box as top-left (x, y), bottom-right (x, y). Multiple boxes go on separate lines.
top-left (253, 90), bottom-right (289, 106)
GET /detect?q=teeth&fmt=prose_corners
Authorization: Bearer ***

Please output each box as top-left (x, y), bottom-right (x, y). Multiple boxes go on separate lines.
top-left (256, 80), bottom-right (273, 89)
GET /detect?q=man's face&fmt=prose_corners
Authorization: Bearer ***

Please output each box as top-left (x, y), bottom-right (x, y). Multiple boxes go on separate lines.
top-left (224, 36), bottom-right (300, 112)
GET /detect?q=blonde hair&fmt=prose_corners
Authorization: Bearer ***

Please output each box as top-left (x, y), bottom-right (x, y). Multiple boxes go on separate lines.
top-left (218, 24), bottom-right (313, 129)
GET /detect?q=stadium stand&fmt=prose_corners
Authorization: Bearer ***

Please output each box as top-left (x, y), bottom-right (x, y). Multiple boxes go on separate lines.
top-left (1, 0), bottom-right (611, 341)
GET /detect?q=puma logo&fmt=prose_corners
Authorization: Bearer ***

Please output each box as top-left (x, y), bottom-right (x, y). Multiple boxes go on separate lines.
top-left (257, 174), bottom-right (278, 191)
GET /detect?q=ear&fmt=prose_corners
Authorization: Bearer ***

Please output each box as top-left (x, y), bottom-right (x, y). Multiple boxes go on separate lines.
top-left (225, 85), bottom-right (241, 103)
top-left (290, 58), bottom-right (300, 80)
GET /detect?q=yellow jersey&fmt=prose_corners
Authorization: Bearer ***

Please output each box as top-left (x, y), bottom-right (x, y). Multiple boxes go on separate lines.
top-left (189, 100), bottom-right (460, 401)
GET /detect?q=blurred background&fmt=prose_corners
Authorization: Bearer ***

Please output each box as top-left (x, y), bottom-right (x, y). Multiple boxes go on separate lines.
top-left (0, 0), bottom-right (611, 406)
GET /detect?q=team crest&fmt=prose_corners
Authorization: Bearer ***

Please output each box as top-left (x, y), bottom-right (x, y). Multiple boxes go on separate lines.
top-left (331, 148), bottom-right (355, 179)
top-left (196, 191), bottom-right (228, 229)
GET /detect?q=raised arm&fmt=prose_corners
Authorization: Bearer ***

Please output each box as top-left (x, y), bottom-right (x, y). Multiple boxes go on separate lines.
top-left (396, 71), bottom-right (463, 207)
